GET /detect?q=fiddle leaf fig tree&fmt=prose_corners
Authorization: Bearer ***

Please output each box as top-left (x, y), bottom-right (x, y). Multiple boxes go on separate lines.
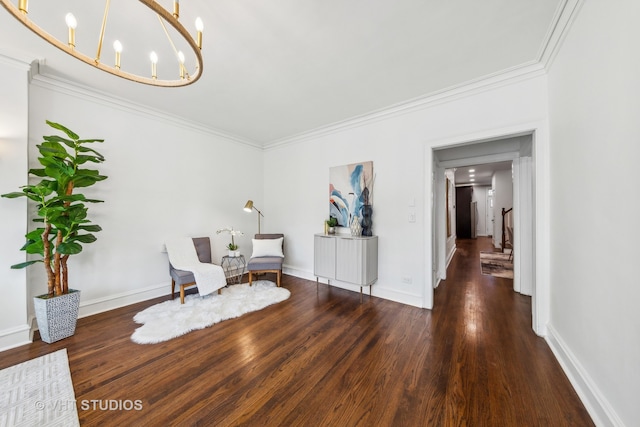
top-left (1, 120), bottom-right (107, 297)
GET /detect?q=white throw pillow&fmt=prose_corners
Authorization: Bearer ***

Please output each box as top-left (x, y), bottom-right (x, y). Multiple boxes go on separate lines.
top-left (251, 237), bottom-right (284, 258)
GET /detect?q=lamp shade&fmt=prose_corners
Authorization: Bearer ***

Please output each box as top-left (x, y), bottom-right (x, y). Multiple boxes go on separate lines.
top-left (244, 200), bottom-right (253, 212)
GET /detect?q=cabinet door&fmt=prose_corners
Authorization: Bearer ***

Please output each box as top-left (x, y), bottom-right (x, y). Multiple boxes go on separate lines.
top-left (336, 237), bottom-right (378, 285)
top-left (336, 237), bottom-right (364, 284)
top-left (314, 235), bottom-right (336, 279)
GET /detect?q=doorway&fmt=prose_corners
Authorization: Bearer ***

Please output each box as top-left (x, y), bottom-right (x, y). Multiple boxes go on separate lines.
top-left (429, 132), bottom-right (538, 331)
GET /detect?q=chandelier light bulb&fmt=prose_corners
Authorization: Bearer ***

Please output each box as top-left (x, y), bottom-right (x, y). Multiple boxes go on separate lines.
top-left (195, 17), bottom-right (203, 49)
top-left (65, 12), bottom-right (77, 48)
top-left (150, 51), bottom-right (158, 79)
top-left (65, 12), bottom-right (77, 29)
top-left (113, 40), bottom-right (122, 69)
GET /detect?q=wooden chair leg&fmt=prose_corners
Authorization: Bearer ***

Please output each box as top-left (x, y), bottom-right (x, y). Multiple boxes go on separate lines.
top-left (249, 271), bottom-right (253, 286)
top-left (277, 270), bottom-right (281, 287)
top-left (180, 285), bottom-right (185, 304)
top-left (171, 279), bottom-right (176, 300)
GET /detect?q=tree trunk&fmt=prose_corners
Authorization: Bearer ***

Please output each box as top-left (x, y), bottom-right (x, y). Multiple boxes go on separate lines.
top-left (61, 254), bottom-right (69, 294)
top-left (42, 223), bottom-right (55, 297)
top-left (54, 180), bottom-right (75, 296)
top-left (53, 230), bottom-right (63, 296)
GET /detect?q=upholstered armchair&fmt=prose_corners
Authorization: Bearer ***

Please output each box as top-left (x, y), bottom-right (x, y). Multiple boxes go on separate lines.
top-left (169, 237), bottom-right (222, 303)
top-left (247, 234), bottom-right (284, 287)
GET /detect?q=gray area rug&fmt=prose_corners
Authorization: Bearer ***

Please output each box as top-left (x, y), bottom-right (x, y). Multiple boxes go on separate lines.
top-left (0, 349), bottom-right (79, 427)
top-left (131, 280), bottom-right (290, 344)
top-left (480, 251), bottom-right (514, 279)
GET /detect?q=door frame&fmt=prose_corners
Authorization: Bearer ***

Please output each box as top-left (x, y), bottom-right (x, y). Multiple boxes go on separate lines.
top-left (424, 121), bottom-right (550, 336)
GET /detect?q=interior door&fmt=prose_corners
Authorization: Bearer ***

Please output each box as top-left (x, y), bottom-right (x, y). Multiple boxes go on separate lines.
top-left (455, 186), bottom-right (473, 238)
top-left (486, 190), bottom-right (494, 240)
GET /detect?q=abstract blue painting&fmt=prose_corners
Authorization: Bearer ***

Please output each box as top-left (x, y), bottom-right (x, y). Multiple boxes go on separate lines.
top-left (329, 161), bottom-right (374, 229)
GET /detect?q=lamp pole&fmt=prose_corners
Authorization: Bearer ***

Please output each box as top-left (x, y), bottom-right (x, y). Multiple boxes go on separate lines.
top-left (244, 200), bottom-right (264, 234)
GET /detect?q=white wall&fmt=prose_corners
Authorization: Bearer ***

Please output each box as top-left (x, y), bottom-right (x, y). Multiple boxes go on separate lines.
top-left (492, 169), bottom-right (513, 249)
top-left (546, 1), bottom-right (640, 425)
top-left (264, 73), bottom-right (550, 308)
top-left (0, 53), bottom-right (31, 350)
top-left (4, 73), bottom-right (265, 323)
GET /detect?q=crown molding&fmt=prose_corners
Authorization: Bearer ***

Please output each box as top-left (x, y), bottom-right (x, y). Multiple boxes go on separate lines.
top-left (30, 71), bottom-right (263, 150)
top-left (263, 0), bottom-right (584, 151)
top-left (0, 49), bottom-right (36, 69)
top-left (0, 49), bottom-right (40, 83)
top-left (264, 61), bottom-right (546, 151)
top-left (537, 0), bottom-right (586, 69)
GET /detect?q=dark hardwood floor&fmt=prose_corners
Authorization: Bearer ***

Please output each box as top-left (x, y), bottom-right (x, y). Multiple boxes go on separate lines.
top-left (0, 237), bottom-right (593, 426)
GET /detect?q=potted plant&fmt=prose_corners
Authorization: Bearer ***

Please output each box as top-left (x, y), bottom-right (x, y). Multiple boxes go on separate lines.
top-left (216, 226), bottom-right (243, 257)
top-left (326, 217), bottom-right (338, 234)
top-left (1, 120), bottom-right (107, 343)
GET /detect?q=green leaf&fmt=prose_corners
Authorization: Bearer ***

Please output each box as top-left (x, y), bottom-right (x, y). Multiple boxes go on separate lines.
top-left (69, 234), bottom-right (97, 244)
top-left (78, 224), bottom-right (102, 232)
top-left (38, 141), bottom-right (69, 158)
top-left (59, 194), bottom-right (88, 203)
top-left (29, 168), bottom-right (47, 177)
top-left (25, 228), bottom-right (47, 240)
top-left (75, 155), bottom-right (101, 165)
top-left (72, 174), bottom-right (108, 188)
top-left (76, 146), bottom-right (105, 160)
top-left (23, 239), bottom-right (45, 255)
top-left (43, 135), bottom-right (75, 148)
top-left (11, 260), bottom-right (42, 269)
top-left (57, 241), bottom-right (83, 255)
top-left (1, 192), bottom-right (26, 199)
top-left (46, 120), bottom-right (79, 140)
top-left (77, 138), bottom-right (104, 144)
top-left (32, 184), bottom-right (54, 197)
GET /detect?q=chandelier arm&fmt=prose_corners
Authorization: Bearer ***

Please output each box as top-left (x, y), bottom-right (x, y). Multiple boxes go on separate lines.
top-left (0, 0), bottom-right (203, 87)
top-left (156, 13), bottom-right (188, 79)
top-left (95, 0), bottom-right (111, 64)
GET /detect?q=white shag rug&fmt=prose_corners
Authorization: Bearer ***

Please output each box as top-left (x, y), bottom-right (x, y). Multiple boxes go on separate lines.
top-left (0, 349), bottom-right (79, 427)
top-left (131, 280), bottom-right (290, 344)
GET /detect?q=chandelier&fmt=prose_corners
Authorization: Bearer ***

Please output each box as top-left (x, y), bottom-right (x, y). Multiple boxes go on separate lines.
top-left (0, 0), bottom-right (204, 87)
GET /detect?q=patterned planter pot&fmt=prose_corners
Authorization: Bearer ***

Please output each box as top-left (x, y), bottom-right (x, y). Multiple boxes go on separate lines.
top-left (33, 289), bottom-right (81, 344)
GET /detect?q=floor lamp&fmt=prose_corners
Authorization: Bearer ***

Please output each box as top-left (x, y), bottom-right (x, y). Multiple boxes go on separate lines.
top-left (244, 200), bottom-right (264, 234)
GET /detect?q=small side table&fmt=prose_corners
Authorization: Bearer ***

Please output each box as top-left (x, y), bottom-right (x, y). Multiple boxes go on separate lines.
top-left (221, 255), bottom-right (246, 285)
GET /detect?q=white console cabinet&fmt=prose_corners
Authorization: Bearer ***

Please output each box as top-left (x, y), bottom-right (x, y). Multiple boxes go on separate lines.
top-left (314, 234), bottom-right (378, 301)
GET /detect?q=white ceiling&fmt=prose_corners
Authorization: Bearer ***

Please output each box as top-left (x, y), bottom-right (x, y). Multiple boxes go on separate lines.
top-left (454, 161), bottom-right (512, 186)
top-left (0, 0), bottom-right (562, 145)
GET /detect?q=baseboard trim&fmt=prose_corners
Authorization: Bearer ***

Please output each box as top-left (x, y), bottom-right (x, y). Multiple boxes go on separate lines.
top-left (0, 324), bottom-right (32, 352)
top-left (446, 246), bottom-right (456, 269)
top-left (78, 282), bottom-right (169, 319)
top-left (283, 266), bottom-right (424, 308)
top-left (545, 325), bottom-right (624, 427)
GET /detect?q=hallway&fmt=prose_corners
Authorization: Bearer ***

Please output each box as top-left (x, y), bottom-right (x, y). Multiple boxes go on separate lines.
top-left (433, 237), bottom-right (592, 425)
